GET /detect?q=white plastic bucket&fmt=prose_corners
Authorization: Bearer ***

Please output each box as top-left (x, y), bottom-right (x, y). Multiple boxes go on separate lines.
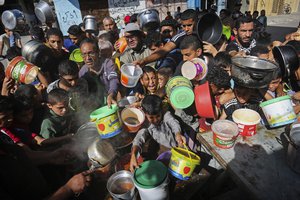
top-left (232, 109), bottom-right (261, 137)
top-left (121, 64), bottom-right (143, 88)
top-left (260, 95), bottom-right (297, 128)
top-left (133, 160), bottom-right (169, 200)
top-left (135, 176), bottom-right (169, 200)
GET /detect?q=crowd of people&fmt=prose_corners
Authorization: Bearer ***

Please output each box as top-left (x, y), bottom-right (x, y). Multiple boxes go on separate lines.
top-left (0, 5), bottom-right (300, 199)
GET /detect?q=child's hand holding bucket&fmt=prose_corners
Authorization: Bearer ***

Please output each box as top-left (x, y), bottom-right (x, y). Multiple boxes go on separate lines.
top-left (175, 132), bottom-right (186, 148)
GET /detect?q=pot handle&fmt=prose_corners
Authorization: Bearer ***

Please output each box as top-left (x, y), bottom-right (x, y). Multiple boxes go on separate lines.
top-left (249, 72), bottom-right (264, 80)
top-left (283, 131), bottom-right (299, 149)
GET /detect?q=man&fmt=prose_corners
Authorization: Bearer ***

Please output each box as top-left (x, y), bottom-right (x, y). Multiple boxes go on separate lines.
top-left (257, 10), bottom-right (267, 30)
top-left (102, 16), bottom-right (120, 40)
top-left (120, 23), bottom-right (154, 66)
top-left (45, 28), bottom-right (69, 81)
top-left (103, 16), bottom-right (117, 32)
top-left (0, 28), bottom-right (22, 57)
top-left (80, 38), bottom-right (118, 107)
top-left (160, 19), bottom-right (178, 43)
top-left (66, 24), bottom-right (86, 52)
top-left (134, 9), bottom-right (197, 67)
top-left (226, 16), bottom-right (256, 56)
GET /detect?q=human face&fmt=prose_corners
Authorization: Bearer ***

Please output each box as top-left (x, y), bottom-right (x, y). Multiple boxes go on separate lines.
top-left (235, 87), bottom-right (254, 104)
top-left (140, 71), bottom-right (157, 94)
top-left (0, 111), bottom-right (13, 128)
top-left (124, 32), bottom-right (140, 50)
top-left (103, 19), bottom-right (115, 31)
top-left (181, 18), bottom-right (195, 35)
top-left (234, 22), bottom-right (254, 46)
top-left (268, 78), bottom-right (282, 92)
top-left (181, 47), bottom-right (202, 61)
top-left (48, 102), bottom-right (68, 117)
top-left (69, 34), bottom-right (79, 45)
top-left (47, 35), bottom-right (63, 52)
top-left (145, 113), bottom-right (162, 126)
top-left (80, 43), bottom-right (99, 68)
top-left (158, 74), bottom-right (168, 88)
top-left (60, 74), bottom-right (78, 88)
top-left (161, 26), bottom-right (176, 39)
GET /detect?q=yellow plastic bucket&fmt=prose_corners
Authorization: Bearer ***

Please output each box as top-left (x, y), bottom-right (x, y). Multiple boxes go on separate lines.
top-left (169, 147), bottom-right (200, 180)
top-left (90, 104), bottom-right (122, 138)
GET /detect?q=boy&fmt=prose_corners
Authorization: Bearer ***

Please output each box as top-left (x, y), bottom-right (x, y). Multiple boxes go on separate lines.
top-left (130, 95), bottom-right (185, 172)
top-left (174, 34), bottom-right (203, 80)
top-left (157, 67), bottom-right (173, 89)
top-left (219, 84), bottom-right (260, 120)
top-left (47, 60), bottom-right (88, 93)
top-left (40, 88), bottom-right (72, 139)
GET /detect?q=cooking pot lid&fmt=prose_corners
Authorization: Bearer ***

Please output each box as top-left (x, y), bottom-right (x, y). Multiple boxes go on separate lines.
top-left (1, 9), bottom-right (23, 30)
top-left (232, 56), bottom-right (279, 70)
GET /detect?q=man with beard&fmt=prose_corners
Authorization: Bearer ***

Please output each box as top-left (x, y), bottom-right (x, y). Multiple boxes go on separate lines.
top-left (120, 23), bottom-right (154, 67)
top-left (226, 16), bottom-right (256, 56)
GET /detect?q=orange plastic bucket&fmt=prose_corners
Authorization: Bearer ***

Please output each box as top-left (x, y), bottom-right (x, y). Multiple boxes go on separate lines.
top-left (6, 56), bottom-right (39, 84)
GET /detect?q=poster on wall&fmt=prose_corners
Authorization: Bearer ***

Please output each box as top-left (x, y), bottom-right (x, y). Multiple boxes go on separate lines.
top-left (53, 0), bottom-right (83, 35)
top-left (108, 0), bottom-right (145, 30)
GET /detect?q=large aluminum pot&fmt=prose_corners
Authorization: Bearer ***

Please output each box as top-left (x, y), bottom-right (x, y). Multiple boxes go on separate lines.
top-left (1, 9), bottom-right (26, 30)
top-left (21, 39), bottom-right (54, 68)
top-left (34, 0), bottom-right (55, 24)
top-left (286, 122), bottom-right (300, 174)
top-left (138, 9), bottom-right (160, 32)
top-left (272, 45), bottom-right (299, 80)
top-left (107, 170), bottom-right (136, 200)
top-left (231, 56), bottom-right (279, 88)
top-left (196, 12), bottom-right (223, 45)
top-left (83, 15), bottom-right (97, 33)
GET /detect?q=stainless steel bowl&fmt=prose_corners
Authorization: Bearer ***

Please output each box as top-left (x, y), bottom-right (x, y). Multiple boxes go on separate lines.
top-left (107, 170), bottom-right (136, 200)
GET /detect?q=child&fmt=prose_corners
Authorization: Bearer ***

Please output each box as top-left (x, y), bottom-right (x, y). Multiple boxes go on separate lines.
top-left (130, 95), bottom-right (185, 172)
top-left (264, 68), bottom-right (284, 99)
top-left (40, 88), bottom-right (72, 139)
top-left (219, 84), bottom-right (260, 120)
top-left (47, 59), bottom-right (88, 95)
top-left (174, 34), bottom-right (204, 81)
top-left (157, 67), bottom-right (173, 89)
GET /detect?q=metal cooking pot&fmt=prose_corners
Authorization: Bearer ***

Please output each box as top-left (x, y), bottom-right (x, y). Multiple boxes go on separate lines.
top-left (272, 45), bottom-right (299, 80)
top-left (1, 9), bottom-right (26, 30)
top-left (231, 56), bottom-right (279, 88)
top-left (286, 122), bottom-right (300, 174)
top-left (196, 12), bottom-right (223, 45)
top-left (87, 138), bottom-right (116, 169)
top-left (138, 9), bottom-right (160, 32)
top-left (21, 40), bottom-right (54, 68)
top-left (34, 0), bottom-right (55, 24)
top-left (83, 15), bottom-right (97, 33)
top-left (107, 170), bottom-right (136, 200)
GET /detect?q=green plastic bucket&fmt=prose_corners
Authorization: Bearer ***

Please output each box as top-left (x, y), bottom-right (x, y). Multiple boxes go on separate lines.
top-left (165, 76), bottom-right (194, 109)
top-left (90, 104), bottom-right (122, 138)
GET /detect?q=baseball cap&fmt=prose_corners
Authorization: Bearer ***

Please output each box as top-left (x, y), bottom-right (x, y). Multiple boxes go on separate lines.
top-left (124, 23), bottom-right (141, 32)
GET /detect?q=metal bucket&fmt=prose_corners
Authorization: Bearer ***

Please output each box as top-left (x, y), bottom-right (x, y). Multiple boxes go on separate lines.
top-left (83, 15), bottom-right (97, 33)
top-left (34, 0), bottom-right (55, 24)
